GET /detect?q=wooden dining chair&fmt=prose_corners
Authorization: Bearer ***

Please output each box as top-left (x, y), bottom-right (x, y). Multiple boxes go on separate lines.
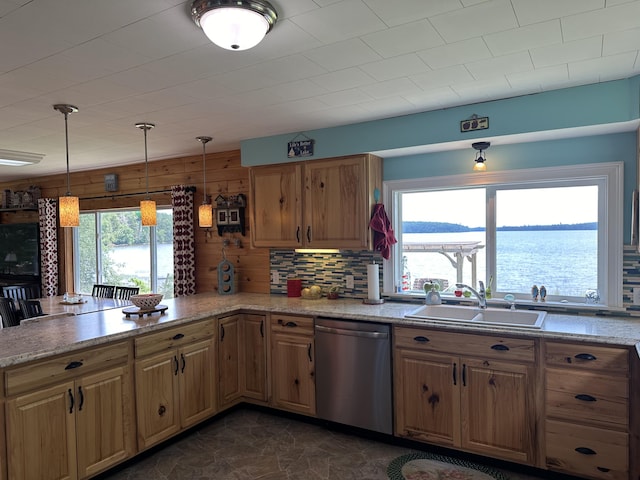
top-left (18, 299), bottom-right (45, 319)
top-left (2, 284), bottom-right (41, 301)
top-left (91, 284), bottom-right (115, 298)
top-left (114, 286), bottom-right (140, 300)
top-left (0, 297), bottom-right (21, 327)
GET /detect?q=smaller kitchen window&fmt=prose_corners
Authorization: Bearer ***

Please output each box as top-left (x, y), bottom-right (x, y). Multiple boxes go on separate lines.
top-left (383, 163), bottom-right (623, 308)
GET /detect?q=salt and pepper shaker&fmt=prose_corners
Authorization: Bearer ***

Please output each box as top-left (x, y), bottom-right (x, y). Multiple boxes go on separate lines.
top-left (531, 285), bottom-right (539, 302)
top-left (539, 285), bottom-right (547, 302)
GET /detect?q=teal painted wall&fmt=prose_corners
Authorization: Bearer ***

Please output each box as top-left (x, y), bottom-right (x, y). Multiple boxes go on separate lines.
top-left (242, 77), bottom-right (640, 243)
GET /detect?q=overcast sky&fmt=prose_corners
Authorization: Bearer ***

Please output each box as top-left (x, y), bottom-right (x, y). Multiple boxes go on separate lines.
top-left (402, 186), bottom-right (598, 228)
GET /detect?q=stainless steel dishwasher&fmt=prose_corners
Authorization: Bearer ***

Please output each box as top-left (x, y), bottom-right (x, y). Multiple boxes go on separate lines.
top-left (314, 317), bottom-right (392, 434)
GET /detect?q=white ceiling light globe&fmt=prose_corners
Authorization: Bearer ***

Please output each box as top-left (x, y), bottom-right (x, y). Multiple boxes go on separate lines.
top-left (200, 7), bottom-right (269, 51)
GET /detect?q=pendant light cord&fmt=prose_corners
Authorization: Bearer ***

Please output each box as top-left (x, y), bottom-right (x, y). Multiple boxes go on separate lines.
top-left (144, 126), bottom-right (149, 199)
top-left (196, 136), bottom-right (212, 205)
top-left (64, 110), bottom-right (71, 196)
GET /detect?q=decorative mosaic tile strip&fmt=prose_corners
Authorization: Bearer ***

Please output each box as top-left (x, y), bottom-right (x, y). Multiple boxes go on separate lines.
top-left (270, 250), bottom-right (383, 299)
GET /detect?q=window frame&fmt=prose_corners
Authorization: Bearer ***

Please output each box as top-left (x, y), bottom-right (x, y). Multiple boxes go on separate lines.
top-left (72, 207), bottom-right (172, 295)
top-left (382, 162), bottom-right (624, 309)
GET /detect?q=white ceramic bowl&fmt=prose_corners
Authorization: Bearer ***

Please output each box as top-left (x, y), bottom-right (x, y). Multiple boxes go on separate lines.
top-left (130, 293), bottom-right (163, 310)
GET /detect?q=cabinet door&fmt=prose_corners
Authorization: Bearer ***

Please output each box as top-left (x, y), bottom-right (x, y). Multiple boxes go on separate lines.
top-left (271, 332), bottom-right (315, 415)
top-left (75, 365), bottom-right (135, 479)
top-left (179, 339), bottom-right (216, 428)
top-left (243, 314), bottom-right (267, 401)
top-left (250, 163), bottom-right (302, 247)
top-left (304, 156), bottom-right (371, 249)
top-left (218, 315), bottom-right (242, 408)
top-left (394, 349), bottom-right (459, 446)
top-left (6, 381), bottom-right (77, 480)
top-left (460, 357), bottom-right (535, 464)
top-left (135, 350), bottom-right (180, 450)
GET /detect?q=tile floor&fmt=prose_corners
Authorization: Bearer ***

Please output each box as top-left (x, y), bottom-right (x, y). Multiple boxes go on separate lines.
top-left (99, 407), bottom-right (568, 480)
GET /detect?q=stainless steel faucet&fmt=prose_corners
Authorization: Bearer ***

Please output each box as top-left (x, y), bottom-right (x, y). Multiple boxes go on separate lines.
top-left (456, 281), bottom-right (487, 309)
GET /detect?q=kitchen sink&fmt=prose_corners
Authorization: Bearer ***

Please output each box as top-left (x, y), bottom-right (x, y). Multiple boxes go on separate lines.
top-left (405, 304), bottom-right (546, 329)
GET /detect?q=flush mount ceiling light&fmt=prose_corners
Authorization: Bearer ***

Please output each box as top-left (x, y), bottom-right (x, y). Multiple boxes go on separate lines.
top-left (191, 0), bottom-right (278, 51)
top-left (472, 141), bottom-right (490, 172)
top-left (136, 122), bottom-right (156, 227)
top-left (197, 136), bottom-right (213, 228)
top-left (54, 104), bottom-right (80, 227)
top-left (0, 149), bottom-right (44, 167)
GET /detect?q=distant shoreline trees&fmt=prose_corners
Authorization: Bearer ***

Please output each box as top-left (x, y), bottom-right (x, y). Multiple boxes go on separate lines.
top-left (402, 221), bottom-right (597, 233)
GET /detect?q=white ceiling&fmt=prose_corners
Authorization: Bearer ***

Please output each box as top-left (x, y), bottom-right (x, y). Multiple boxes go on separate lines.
top-left (1, 0), bottom-right (640, 181)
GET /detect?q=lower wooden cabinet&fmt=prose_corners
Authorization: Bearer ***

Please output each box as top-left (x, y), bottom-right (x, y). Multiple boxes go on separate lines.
top-left (134, 320), bottom-right (216, 451)
top-left (270, 314), bottom-right (315, 415)
top-left (544, 341), bottom-right (632, 480)
top-left (5, 342), bottom-right (134, 480)
top-left (394, 327), bottom-right (536, 465)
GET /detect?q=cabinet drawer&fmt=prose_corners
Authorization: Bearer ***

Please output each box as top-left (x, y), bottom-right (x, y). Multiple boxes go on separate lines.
top-left (546, 419), bottom-right (628, 480)
top-left (545, 341), bottom-right (629, 373)
top-left (546, 368), bottom-right (628, 427)
top-left (270, 314), bottom-right (313, 335)
top-left (135, 320), bottom-right (215, 358)
top-left (6, 341), bottom-right (130, 396)
top-left (394, 327), bottom-right (536, 362)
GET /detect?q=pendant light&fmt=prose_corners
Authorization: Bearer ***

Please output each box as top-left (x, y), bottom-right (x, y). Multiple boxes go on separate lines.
top-left (54, 104), bottom-right (80, 227)
top-left (136, 122), bottom-right (156, 226)
top-left (472, 141), bottom-right (490, 172)
top-left (197, 136), bottom-right (213, 228)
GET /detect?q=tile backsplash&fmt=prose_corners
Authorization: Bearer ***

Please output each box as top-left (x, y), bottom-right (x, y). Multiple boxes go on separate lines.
top-left (270, 250), bottom-right (382, 298)
top-left (270, 245), bottom-right (640, 315)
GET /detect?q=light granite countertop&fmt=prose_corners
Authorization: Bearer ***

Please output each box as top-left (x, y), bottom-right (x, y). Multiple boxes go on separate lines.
top-left (2, 292), bottom-right (640, 369)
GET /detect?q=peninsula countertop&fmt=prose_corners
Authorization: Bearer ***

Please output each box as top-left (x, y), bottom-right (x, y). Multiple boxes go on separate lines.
top-left (2, 292), bottom-right (640, 369)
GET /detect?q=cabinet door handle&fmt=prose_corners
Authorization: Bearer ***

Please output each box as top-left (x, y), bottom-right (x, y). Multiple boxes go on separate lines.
top-left (260, 319), bottom-right (264, 338)
top-left (220, 324), bottom-right (225, 341)
top-left (172, 333), bottom-right (184, 340)
top-left (65, 361), bottom-right (83, 370)
top-left (575, 353), bottom-right (597, 361)
top-left (78, 386), bottom-right (84, 411)
top-left (68, 388), bottom-right (74, 414)
top-left (490, 344), bottom-right (509, 351)
top-left (575, 446), bottom-right (597, 455)
top-left (414, 336), bottom-right (429, 343)
top-left (308, 343), bottom-right (312, 362)
top-left (306, 226), bottom-right (311, 242)
top-left (181, 353), bottom-right (186, 373)
top-left (452, 363), bottom-right (457, 386)
top-left (284, 321), bottom-right (298, 328)
top-left (296, 226), bottom-right (301, 243)
top-left (575, 393), bottom-right (597, 402)
top-left (174, 355), bottom-right (179, 376)
top-left (462, 364), bottom-right (467, 387)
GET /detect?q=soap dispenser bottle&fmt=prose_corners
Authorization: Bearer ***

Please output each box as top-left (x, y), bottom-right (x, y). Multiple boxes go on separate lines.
top-left (424, 282), bottom-right (442, 305)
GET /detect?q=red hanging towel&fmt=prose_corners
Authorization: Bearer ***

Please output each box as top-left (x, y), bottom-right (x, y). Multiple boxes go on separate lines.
top-left (369, 203), bottom-right (397, 260)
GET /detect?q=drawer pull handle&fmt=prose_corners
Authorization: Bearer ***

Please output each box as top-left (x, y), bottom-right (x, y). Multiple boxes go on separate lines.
top-left (575, 447), bottom-right (597, 455)
top-left (65, 361), bottom-right (83, 370)
top-left (172, 333), bottom-right (184, 340)
top-left (284, 321), bottom-right (298, 328)
top-left (414, 336), bottom-right (429, 343)
top-left (491, 344), bottom-right (509, 351)
top-left (575, 394), bottom-right (597, 402)
top-left (575, 353), bottom-right (597, 361)
top-left (597, 467), bottom-right (610, 473)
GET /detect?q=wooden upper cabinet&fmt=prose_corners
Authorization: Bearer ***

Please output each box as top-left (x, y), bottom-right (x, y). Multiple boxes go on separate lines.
top-left (250, 163), bottom-right (302, 248)
top-left (250, 154), bottom-right (382, 249)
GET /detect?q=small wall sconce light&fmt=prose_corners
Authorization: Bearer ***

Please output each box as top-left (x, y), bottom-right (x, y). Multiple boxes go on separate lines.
top-left (472, 141), bottom-right (490, 172)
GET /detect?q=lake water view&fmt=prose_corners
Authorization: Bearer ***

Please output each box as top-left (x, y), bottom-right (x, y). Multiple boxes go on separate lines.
top-left (403, 230), bottom-right (597, 298)
top-left (109, 243), bottom-right (174, 285)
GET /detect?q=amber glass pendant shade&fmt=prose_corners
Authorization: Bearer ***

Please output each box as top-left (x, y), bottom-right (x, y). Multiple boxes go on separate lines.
top-left (199, 203), bottom-right (213, 228)
top-left (59, 195), bottom-right (80, 227)
top-left (140, 199), bottom-right (157, 226)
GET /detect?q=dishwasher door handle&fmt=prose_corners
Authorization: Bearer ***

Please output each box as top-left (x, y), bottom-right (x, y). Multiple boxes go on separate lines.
top-left (315, 324), bottom-right (389, 339)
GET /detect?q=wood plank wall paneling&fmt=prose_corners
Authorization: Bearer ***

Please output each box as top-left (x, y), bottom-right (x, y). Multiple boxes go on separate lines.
top-left (0, 149), bottom-right (270, 295)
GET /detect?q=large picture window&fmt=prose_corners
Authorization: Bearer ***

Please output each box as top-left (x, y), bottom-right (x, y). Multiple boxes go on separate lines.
top-left (383, 163), bottom-right (623, 308)
top-left (73, 208), bottom-right (174, 298)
